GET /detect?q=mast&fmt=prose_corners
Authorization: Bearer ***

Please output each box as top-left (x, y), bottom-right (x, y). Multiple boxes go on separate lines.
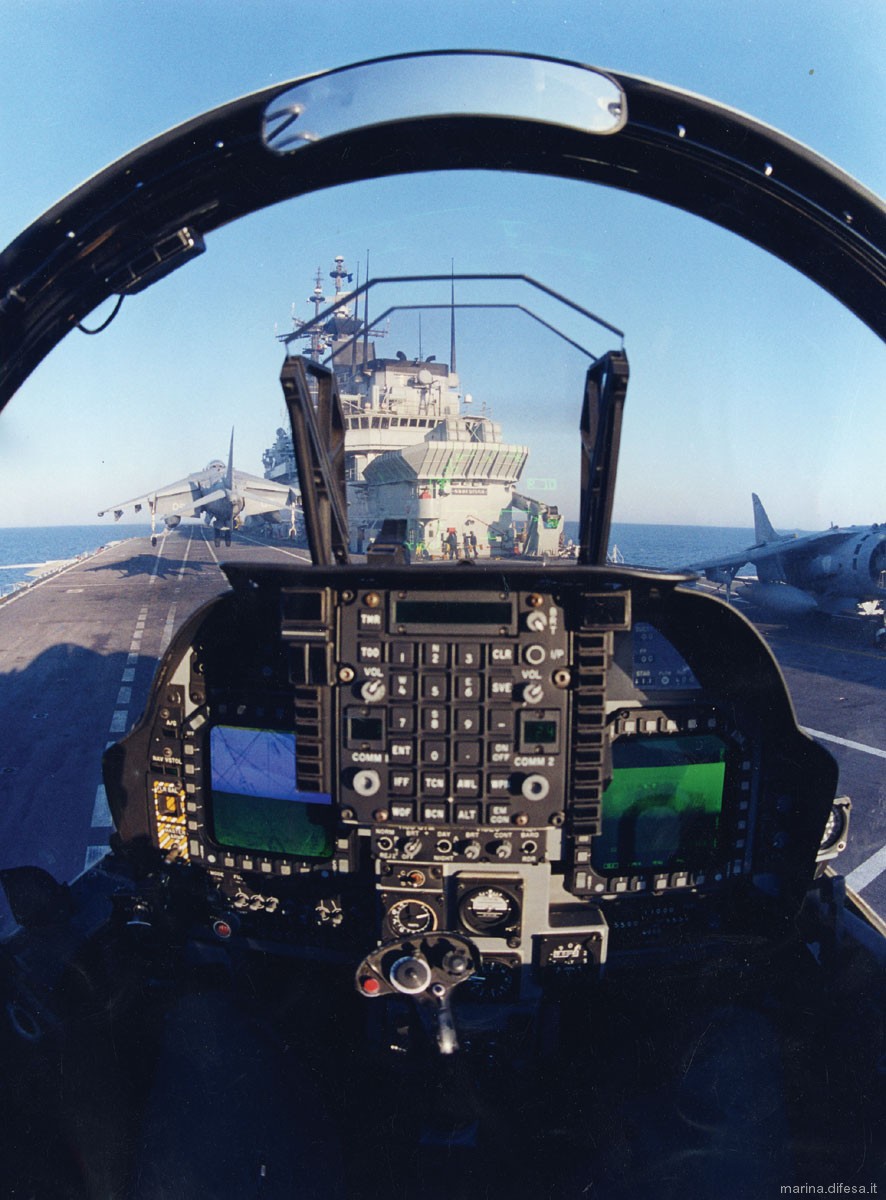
top-left (450, 260), bottom-right (457, 374)
top-left (362, 250), bottom-right (370, 370)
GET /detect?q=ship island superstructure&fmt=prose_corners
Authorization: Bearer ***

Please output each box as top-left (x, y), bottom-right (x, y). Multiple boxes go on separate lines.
top-left (263, 257), bottom-right (563, 558)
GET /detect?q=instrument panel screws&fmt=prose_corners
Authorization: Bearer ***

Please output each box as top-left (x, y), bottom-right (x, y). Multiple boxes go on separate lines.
top-left (513, 813), bottom-right (529, 826)
top-left (364, 592), bottom-right (382, 608)
top-left (550, 812), bottom-right (565, 827)
top-left (373, 809), bottom-right (389, 822)
top-left (338, 666), bottom-right (355, 683)
top-left (527, 593), bottom-right (544, 608)
top-left (552, 669), bottom-right (571, 689)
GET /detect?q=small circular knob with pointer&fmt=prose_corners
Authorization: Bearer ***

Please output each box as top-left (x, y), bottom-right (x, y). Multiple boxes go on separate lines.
top-left (359, 678), bottom-right (387, 703)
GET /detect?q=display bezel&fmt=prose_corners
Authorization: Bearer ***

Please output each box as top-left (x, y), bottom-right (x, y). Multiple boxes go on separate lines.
top-left (207, 723), bottom-right (335, 861)
top-left (591, 730), bottom-right (731, 879)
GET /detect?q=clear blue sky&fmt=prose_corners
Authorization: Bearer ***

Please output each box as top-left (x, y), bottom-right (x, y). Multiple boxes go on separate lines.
top-left (1, 0), bottom-right (883, 529)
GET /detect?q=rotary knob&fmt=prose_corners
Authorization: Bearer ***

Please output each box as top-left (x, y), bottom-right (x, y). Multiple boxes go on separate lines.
top-left (352, 769), bottom-right (381, 796)
top-left (359, 678), bottom-right (387, 703)
top-left (522, 682), bottom-right (545, 705)
top-left (521, 773), bottom-right (550, 802)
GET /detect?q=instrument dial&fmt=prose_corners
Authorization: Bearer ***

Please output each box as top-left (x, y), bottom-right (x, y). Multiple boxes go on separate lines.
top-left (458, 886), bottom-right (519, 935)
top-left (463, 957), bottom-right (516, 1001)
top-left (386, 898), bottom-right (438, 936)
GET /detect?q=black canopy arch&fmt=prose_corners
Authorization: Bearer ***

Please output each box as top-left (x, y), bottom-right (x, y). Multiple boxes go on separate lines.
top-left (1, 49), bottom-right (883, 407)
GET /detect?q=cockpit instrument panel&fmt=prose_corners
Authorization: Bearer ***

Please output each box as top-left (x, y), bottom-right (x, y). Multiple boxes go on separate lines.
top-left (105, 562), bottom-right (836, 984)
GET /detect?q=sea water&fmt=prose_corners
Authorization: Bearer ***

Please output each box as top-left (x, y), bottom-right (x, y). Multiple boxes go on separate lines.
top-left (0, 525), bottom-right (149, 594)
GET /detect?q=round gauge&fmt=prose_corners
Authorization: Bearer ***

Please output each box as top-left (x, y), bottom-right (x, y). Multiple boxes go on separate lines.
top-left (386, 898), bottom-right (438, 937)
top-left (464, 957), bottom-right (516, 1001)
top-left (458, 886), bottom-right (519, 935)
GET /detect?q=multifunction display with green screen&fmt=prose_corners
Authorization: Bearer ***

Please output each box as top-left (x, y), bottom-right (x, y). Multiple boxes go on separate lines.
top-left (209, 725), bottom-right (334, 859)
top-left (592, 734), bottom-right (726, 875)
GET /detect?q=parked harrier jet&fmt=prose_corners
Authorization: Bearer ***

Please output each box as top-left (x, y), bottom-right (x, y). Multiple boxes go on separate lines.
top-left (98, 431), bottom-right (299, 547)
top-left (686, 493), bottom-right (886, 616)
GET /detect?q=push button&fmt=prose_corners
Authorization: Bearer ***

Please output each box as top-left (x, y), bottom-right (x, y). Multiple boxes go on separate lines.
top-left (390, 774), bottom-right (415, 798)
top-left (488, 675), bottom-right (513, 701)
top-left (390, 673), bottom-right (415, 700)
top-left (358, 642), bottom-right (384, 663)
top-left (454, 803), bottom-right (481, 822)
top-left (422, 642), bottom-right (449, 668)
top-left (422, 674), bottom-right (448, 701)
top-left (456, 644), bottom-right (482, 668)
top-left (421, 741), bottom-right (448, 766)
top-left (453, 773), bottom-right (481, 797)
top-left (455, 709), bottom-right (482, 735)
top-left (454, 741), bottom-right (482, 766)
top-left (489, 710), bottom-right (513, 736)
top-left (422, 802), bottom-right (448, 822)
top-left (455, 674), bottom-right (481, 702)
top-left (388, 708), bottom-right (415, 734)
top-left (421, 706), bottom-right (448, 734)
top-left (421, 772), bottom-right (449, 797)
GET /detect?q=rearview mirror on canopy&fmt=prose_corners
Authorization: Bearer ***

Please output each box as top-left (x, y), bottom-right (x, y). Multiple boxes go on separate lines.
top-left (262, 51), bottom-right (627, 151)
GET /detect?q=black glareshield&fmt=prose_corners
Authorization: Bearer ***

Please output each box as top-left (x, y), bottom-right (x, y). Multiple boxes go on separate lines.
top-left (1, 50), bottom-right (883, 412)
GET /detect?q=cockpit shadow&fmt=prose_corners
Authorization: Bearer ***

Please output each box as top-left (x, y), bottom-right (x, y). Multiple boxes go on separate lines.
top-left (0, 641), bottom-right (157, 935)
top-left (85, 553), bottom-right (210, 580)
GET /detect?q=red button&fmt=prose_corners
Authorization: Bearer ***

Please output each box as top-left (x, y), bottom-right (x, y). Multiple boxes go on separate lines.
top-left (360, 975), bottom-right (381, 994)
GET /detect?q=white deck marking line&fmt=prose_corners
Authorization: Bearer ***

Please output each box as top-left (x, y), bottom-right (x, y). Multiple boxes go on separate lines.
top-left (179, 528), bottom-right (195, 572)
top-left (845, 844), bottom-right (886, 893)
top-left (91, 784), bottom-right (113, 828)
top-left (109, 711), bottom-right (128, 733)
top-left (148, 531), bottom-right (169, 585)
top-left (159, 604), bottom-right (178, 655)
top-left (116, 686), bottom-right (132, 706)
top-left (235, 530), bottom-right (312, 560)
top-left (202, 530), bottom-right (221, 566)
top-left (802, 727), bottom-right (886, 760)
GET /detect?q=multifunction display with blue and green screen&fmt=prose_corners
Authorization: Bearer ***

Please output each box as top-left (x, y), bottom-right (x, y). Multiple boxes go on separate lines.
top-left (209, 725), bottom-right (334, 859)
top-left (592, 734), bottom-right (726, 875)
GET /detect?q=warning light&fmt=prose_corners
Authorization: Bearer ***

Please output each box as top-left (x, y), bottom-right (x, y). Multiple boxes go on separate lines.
top-left (360, 975), bottom-right (381, 994)
top-left (212, 919), bottom-right (233, 940)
